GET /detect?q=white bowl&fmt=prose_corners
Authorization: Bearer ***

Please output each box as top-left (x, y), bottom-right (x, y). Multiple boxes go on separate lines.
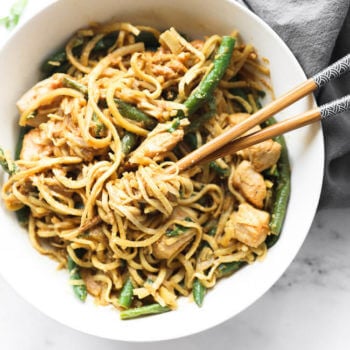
top-left (0, 0), bottom-right (323, 342)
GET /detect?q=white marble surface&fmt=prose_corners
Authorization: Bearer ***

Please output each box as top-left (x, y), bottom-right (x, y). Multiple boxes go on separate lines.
top-left (1, 1), bottom-right (350, 349)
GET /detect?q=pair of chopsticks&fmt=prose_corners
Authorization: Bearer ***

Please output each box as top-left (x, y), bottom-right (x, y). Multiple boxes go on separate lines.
top-left (176, 54), bottom-right (350, 172)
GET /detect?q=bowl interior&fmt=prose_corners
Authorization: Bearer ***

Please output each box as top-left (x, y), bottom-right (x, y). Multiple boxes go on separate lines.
top-left (0, 0), bottom-right (323, 341)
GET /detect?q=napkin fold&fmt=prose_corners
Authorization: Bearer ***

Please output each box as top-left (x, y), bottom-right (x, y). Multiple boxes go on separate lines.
top-left (239, 0), bottom-right (350, 208)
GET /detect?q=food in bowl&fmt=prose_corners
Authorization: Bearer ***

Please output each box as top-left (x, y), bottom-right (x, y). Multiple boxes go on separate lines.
top-left (0, 20), bottom-right (289, 319)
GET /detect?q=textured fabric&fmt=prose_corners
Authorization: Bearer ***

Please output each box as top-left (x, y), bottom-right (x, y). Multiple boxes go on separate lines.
top-left (238, 0), bottom-right (350, 208)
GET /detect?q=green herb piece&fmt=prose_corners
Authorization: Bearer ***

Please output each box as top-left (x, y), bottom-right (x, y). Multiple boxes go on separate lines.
top-left (166, 224), bottom-right (187, 237)
top-left (0, 0), bottom-right (28, 30)
top-left (209, 161), bottom-right (229, 176)
top-left (165, 217), bottom-right (192, 237)
top-left (0, 147), bottom-right (18, 175)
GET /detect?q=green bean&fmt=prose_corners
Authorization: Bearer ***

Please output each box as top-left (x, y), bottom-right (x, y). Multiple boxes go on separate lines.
top-left (263, 117), bottom-right (291, 247)
top-left (183, 133), bottom-right (198, 150)
top-left (42, 33), bottom-right (118, 77)
top-left (118, 277), bottom-right (134, 309)
top-left (230, 87), bottom-right (249, 101)
top-left (94, 32), bottom-right (118, 51)
top-left (257, 89), bottom-right (266, 98)
top-left (15, 206), bottom-right (30, 227)
top-left (182, 36), bottom-right (235, 116)
top-left (120, 303), bottom-right (171, 320)
top-left (62, 77), bottom-right (88, 96)
top-left (92, 113), bottom-right (105, 137)
top-left (121, 131), bottom-right (138, 154)
top-left (15, 126), bottom-right (31, 160)
top-left (41, 31), bottom-right (157, 77)
top-left (168, 118), bottom-right (181, 133)
top-left (192, 278), bottom-right (206, 307)
top-left (1, 145), bottom-right (30, 226)
top-left (67, 254), bottom-right (87, 302)
top-left (41, 38), bottom-right (83, 77)
top-left (186, 96), bottom-right (216, 133)
top-left (217, 261), bottom-right (246, 278)
top-left (61, 77), bottom-right (157, 131)
top-left (114, 98), bottom-right (157, 130)
top-left (40, 49), bottom-right (67, 77)
top-left (15, 126), bottom-right (32, 226)
top-left (135, 31), bottom-right (159, 50)
top-left (206, 220), bottom-right (217, 237)
top-left (192, 221), bottom-right (218, 306)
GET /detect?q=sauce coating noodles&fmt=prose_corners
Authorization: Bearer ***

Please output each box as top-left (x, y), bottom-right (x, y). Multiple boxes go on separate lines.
top-left (1, 22), bottom-right (285, 316)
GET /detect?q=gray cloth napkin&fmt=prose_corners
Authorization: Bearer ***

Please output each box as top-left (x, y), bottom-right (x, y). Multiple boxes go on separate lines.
top-left (239, 0), bottom-right (350, 208)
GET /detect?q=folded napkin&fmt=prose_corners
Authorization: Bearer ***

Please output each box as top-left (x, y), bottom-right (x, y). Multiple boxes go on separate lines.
top-left (239, 0), bottom-right (350, 208)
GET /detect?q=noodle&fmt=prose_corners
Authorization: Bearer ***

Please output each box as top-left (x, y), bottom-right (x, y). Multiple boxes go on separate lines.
top-left (1, 22), bottom-right (284, 316)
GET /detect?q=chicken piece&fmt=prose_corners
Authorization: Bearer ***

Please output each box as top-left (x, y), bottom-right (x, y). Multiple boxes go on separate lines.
top-left (152, 230), bottom-right (195, 260)
top-left (128, 119), bottom-right (189, 165)
top-left (80, 269), bottom-right (102, 298)
top-left (152, 206), bottom-right (196, 260)
top-left (240, 139), bottom-right (281, 172)
top-left (20, 128), bottom-right (53, 161)
top-left (17, 73), bottom-right (65, 127)
top-left (228, 113), bottom-right (282, 172)
top-left (17, 73), bottom-right (65, 114)
top-left (224, 203), bottom-right (270, 248)
top-left (227, 113), bottom-right (261, 134)
top-left (228, 113), bottom-right (250, 126)
top-left (232, 160), bottom-right (266, 208)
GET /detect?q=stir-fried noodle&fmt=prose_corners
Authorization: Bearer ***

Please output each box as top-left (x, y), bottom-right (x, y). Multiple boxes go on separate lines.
top-left (1, 22), bottom-right (288, 317)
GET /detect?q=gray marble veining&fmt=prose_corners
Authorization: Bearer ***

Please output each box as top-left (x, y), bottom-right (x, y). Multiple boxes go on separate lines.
top-left (272, 207), bottom-right (350, 293)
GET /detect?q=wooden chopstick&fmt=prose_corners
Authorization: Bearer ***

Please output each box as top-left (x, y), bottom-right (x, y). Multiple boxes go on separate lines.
top-left (199, 95), bottom-right (350, 164)
top-left (175, 54), bottom-right (350, 172)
